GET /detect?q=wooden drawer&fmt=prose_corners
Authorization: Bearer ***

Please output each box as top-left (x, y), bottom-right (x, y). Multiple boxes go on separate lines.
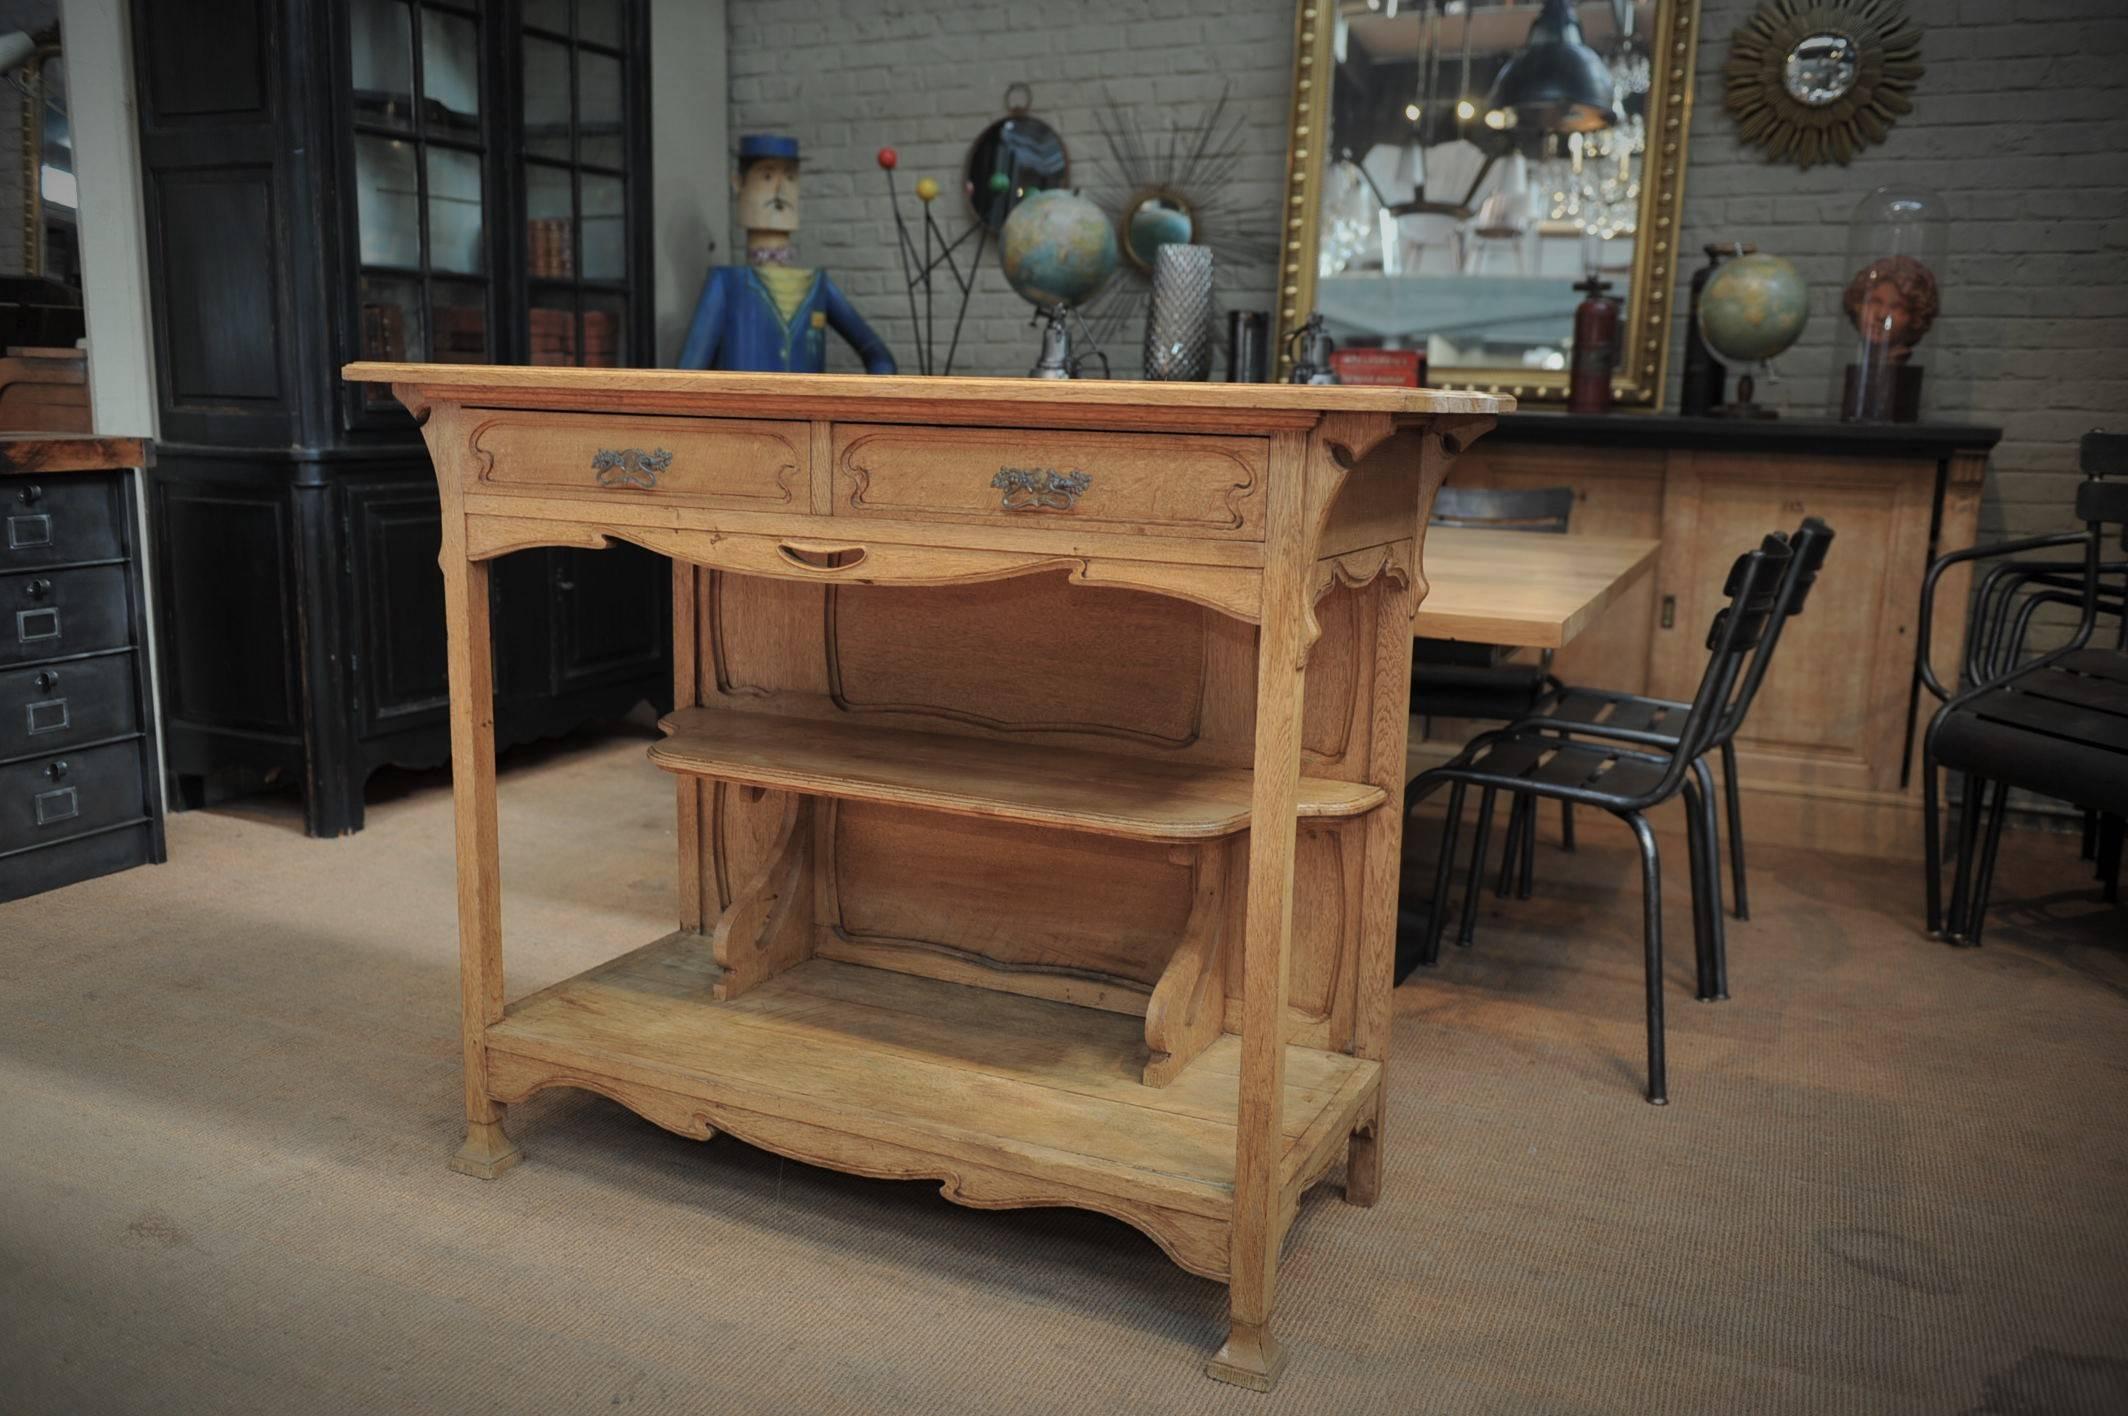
top-left (2, 474), bottom-right (125, 570)
top-left (0, 739), bottom-right (147, 855)
top-left (0, 651), bottom-right (138, 762)
top-left (832, 424), bottom-right (1267, 538)
top-left (465, 409), bottom-right (807, 510)
top-left (1, 564), bottom-right (131, 668)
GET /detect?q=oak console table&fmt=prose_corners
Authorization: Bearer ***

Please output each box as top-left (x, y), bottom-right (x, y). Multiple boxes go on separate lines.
top-left (345, 362), bottom-right (1506, 1390)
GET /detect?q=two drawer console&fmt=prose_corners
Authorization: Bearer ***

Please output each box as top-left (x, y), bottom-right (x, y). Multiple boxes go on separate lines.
top-left (0, 437), bottom-right (165, 902)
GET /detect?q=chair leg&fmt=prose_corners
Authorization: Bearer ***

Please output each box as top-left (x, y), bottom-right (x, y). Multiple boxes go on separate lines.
top-left (1947, 772), bottom-right (1985, 943)
top-left (1424, 780), bottom-right (1468, 967)
top-left (1690, 756), bottom-right (1730, 1001)
top-left (1682, 777), bottom-right (1717, 1004)
top-left (2083, 809), bottom-right (2099, 863)
top-left (2100, 815), bottom-right (2122, 904)
top-left (1459, 787), bottom-right (1497, 948)
top-left (1560, 799), bottom-right (1576, 852)
top-left (1496, 793), bottom-right (1525, 899)
top-left (1517, 799), bottom-right (1536, 900)
top-left (1623, 811), bottom-right (1668, 1106)
top-left (1964, 779), bottom-right (2012, 949)
top-left (1923, 745), bottom-right (1944, 937)
top-left (1719, 740), bottom-right (1749, 922)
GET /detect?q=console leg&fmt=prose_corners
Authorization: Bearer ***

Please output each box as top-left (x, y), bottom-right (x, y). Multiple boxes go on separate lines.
top-left (449, 1114), bottom-right (522, 1180)
top-left (1344, 1120), bottom-right (1380, 1207)
top-left (1206, 1318), bottom-right (1288, 1393)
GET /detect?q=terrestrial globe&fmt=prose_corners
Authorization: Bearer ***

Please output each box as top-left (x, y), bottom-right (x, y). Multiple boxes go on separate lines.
top-left (1697, 252), bottom-right (1809, 366)
top-left (1000, 189), bottom-right (1119, 310)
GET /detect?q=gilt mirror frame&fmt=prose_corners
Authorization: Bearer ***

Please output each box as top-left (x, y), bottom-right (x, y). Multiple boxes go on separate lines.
top-left (1274, 0), bottom-right (1702, 406)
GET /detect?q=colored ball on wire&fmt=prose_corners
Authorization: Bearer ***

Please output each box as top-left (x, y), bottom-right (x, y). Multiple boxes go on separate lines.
top-left (915, 177), bottom-right (940, 203)
top-left (987, 171), bottom-right (1011, 194)
top-left (876, 147), bottom-right (898, 170)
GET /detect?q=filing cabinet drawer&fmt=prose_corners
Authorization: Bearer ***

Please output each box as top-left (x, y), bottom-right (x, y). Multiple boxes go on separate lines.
top-left (465, 409), bottom-right (808, 509)
top-left (0, 739), bottom-right (147, 854)
top-left (0, 652), bottom-right (139, 761)
top-left (831, 424), bottom-right (1268, 539)
top-left (0, 564), bottom-right (131, 668)
top-left (1, 474), bottom-right (125, 569)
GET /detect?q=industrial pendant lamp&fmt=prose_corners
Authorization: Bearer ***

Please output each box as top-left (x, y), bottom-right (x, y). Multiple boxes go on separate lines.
top-left (1484, 0), bottom-right (1621, 134)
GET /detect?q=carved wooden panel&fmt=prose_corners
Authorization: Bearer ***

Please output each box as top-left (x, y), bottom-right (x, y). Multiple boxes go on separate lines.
top-left (1301, 582), bottom-right (1362, 766)
top-left (829, 803), bottom-right (1193, 994)
top-left (829, 574), bottom-right (1209, 747)
top-left (468, 410), bottom-right (805, 508)
top-left (834, 423), bottom-right (1267, 538)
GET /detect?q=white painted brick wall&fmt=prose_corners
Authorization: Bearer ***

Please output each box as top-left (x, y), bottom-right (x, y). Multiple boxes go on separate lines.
top-left (725, 0), bottom-right (2128, 538)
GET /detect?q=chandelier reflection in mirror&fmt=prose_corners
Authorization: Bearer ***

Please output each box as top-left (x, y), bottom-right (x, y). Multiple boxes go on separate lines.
top-left (1538, 42), bottom-right (1648, 241)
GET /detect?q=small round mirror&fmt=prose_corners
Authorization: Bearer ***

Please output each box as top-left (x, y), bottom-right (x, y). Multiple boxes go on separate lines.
top-left (1782, 32), bottom-right (1859, 107)
top-left (1121, 192), bottom-right (1194, 272)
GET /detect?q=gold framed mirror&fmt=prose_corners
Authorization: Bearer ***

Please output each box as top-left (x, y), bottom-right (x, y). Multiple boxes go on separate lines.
top-left (1275, 0), bottom-right (1701, 405)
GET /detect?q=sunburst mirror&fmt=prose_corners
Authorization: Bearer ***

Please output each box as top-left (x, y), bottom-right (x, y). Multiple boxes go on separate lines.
top-left (1722, 0), bottom-right (1923, 167)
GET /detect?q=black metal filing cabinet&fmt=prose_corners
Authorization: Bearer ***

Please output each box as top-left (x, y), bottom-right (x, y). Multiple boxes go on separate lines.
top-left (0, 438), bottom-right (167, 902)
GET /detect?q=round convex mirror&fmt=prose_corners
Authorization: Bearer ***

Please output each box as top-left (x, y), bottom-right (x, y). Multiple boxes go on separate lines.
top-left (964, 85), bottom-right (1069, 232)
top-left (1121, 192), bottom-right (1194, 272)
top-left (1782, 32), bottom-right (1860, 107)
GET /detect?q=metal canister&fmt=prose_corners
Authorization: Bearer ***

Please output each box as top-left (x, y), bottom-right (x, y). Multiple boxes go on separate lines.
top-left (1226, 311), bottom-right (1268, 383)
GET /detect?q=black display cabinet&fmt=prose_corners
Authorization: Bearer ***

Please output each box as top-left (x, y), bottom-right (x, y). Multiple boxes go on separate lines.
top-left (131, 0), bottom-right (668, 835)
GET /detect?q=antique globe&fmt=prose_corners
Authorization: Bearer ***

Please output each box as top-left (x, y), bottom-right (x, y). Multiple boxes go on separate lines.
top-left (1697, 252), bottom-right (1810, 366)
top-left (1000, 189), bottom-right (1119, 310)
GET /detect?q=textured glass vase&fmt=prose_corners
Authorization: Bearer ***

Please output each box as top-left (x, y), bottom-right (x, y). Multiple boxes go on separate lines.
top-left (1143, 244), bottom-right (1215, 381)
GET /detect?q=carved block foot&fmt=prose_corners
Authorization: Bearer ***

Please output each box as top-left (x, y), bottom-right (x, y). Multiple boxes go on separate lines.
top-left (1344, 1126), bottom-right (1380, 1207)
top-left (449, 1119), bottom-right (522, 1180)
top-left (1205, 1321), bottom-right (1287, 1392)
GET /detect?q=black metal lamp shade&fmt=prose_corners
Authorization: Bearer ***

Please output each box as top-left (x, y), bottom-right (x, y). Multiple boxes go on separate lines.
top-left (1484, 0), bottom-right (1621, 134)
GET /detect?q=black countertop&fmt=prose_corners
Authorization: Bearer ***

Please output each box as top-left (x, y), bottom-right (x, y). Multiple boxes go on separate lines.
top-left (1489, 412), bottom-right (2002, 456)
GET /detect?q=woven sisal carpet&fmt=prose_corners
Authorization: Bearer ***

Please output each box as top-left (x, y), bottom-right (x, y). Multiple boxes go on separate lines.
top-left (3, 725), bottom-right (2124, 1415)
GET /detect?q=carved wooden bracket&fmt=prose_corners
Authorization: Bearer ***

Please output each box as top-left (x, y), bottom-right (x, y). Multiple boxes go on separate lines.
top-left (1142, 841), bottom-right (1231, 1086)
top-left (707, 793), bottom-right (815, 1000)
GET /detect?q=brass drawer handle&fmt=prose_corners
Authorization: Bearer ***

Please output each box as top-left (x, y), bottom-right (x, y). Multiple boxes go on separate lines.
top-left (992, 467), bottom-right (1090, 512)
top-left (777, 543), bottom-right (867, 572)
top-left (592, 447), bottom-right (673, 490)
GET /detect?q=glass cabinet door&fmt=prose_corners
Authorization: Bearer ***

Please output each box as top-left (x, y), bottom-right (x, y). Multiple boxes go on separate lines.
top-left (350, 0), bottom-right (491, 405)
top-left (521, 0), bottom-right (637, 367)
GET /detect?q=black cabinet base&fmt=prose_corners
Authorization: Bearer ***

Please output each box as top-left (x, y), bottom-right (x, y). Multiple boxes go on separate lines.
top-left (0, 817), bottom-right (164, 904)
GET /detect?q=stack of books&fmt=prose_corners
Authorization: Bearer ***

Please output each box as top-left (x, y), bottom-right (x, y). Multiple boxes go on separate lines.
top-left (432, 306), bottom-right (487, 364)
top-left (528, 219), bottom-right (574, 279)
top-left (529, 308), bottom-right (621, 366)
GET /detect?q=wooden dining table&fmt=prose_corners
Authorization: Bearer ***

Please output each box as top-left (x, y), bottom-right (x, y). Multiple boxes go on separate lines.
top-left (1413, 525), bottom-right (1662, 649)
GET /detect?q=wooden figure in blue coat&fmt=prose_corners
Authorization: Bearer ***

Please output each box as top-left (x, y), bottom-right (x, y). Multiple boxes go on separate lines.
top-left (678, 134), bottom-right (897, 375)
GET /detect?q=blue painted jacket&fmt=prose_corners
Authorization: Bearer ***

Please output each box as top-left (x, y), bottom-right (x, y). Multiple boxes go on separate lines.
top-left (676, 265), bottom-right (896, 374)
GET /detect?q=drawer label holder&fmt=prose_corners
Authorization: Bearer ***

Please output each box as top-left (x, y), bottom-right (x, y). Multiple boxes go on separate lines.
top-left (992, 467), bottom-right (1091, 512)
top-left (592, 447), bottom-right (673, 490)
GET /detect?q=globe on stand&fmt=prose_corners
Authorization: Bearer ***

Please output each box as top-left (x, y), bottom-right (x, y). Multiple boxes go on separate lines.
top-left (1697, 251), bottom-right (1809, 418)
top-left (999, 189), bottom-right (1121, 377)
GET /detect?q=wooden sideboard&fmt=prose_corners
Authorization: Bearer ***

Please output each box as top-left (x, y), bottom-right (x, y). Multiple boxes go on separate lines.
top-left (1422, 414), bottom-right (2002, 856)
top-left (346, 362), bottom-right (1505, 1391)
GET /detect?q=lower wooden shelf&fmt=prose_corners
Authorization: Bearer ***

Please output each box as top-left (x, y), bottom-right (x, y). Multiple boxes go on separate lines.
top-left (650, 705), bottom-right (1386, 841)
top-left (484, 933), bottom-right (1380, 1282)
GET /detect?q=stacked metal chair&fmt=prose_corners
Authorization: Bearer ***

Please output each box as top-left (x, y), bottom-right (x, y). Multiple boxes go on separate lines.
top-left (1919, 431), bottom-right (2128, 945)
top-left (1405, 532), bottom-right (1795, 1105)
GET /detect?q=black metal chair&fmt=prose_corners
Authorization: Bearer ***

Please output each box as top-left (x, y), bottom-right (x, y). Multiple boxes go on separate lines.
top-left (1494, 517), bottom-right (1837, 925)
top-left (1918, 431), bottom-right (2128, 945)
top-left (1414, 485), bottom-right (1575, 724)
top-left (1404, 532), bottom-right (1794, 1105)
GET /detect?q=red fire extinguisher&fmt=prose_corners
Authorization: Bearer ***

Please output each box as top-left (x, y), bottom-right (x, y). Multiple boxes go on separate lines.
top-left (1568, 275), bottom-right (1619, 414)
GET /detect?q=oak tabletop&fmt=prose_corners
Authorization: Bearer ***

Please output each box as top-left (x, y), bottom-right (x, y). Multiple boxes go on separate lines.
top-left (341, 361), bottom-right (1513, 419)
top-left (1414, 526), bottom-right (1661, 650)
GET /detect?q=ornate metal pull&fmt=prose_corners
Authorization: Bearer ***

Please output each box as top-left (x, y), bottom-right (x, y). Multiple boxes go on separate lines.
top-left (592, 447), bottom-right (673, 490)
top-left (992, 466), bottom-right (1091, 512)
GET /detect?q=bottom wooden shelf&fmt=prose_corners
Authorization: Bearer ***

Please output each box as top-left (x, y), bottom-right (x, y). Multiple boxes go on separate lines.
top-left (485, 934), bottom-right (1379, 1281)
